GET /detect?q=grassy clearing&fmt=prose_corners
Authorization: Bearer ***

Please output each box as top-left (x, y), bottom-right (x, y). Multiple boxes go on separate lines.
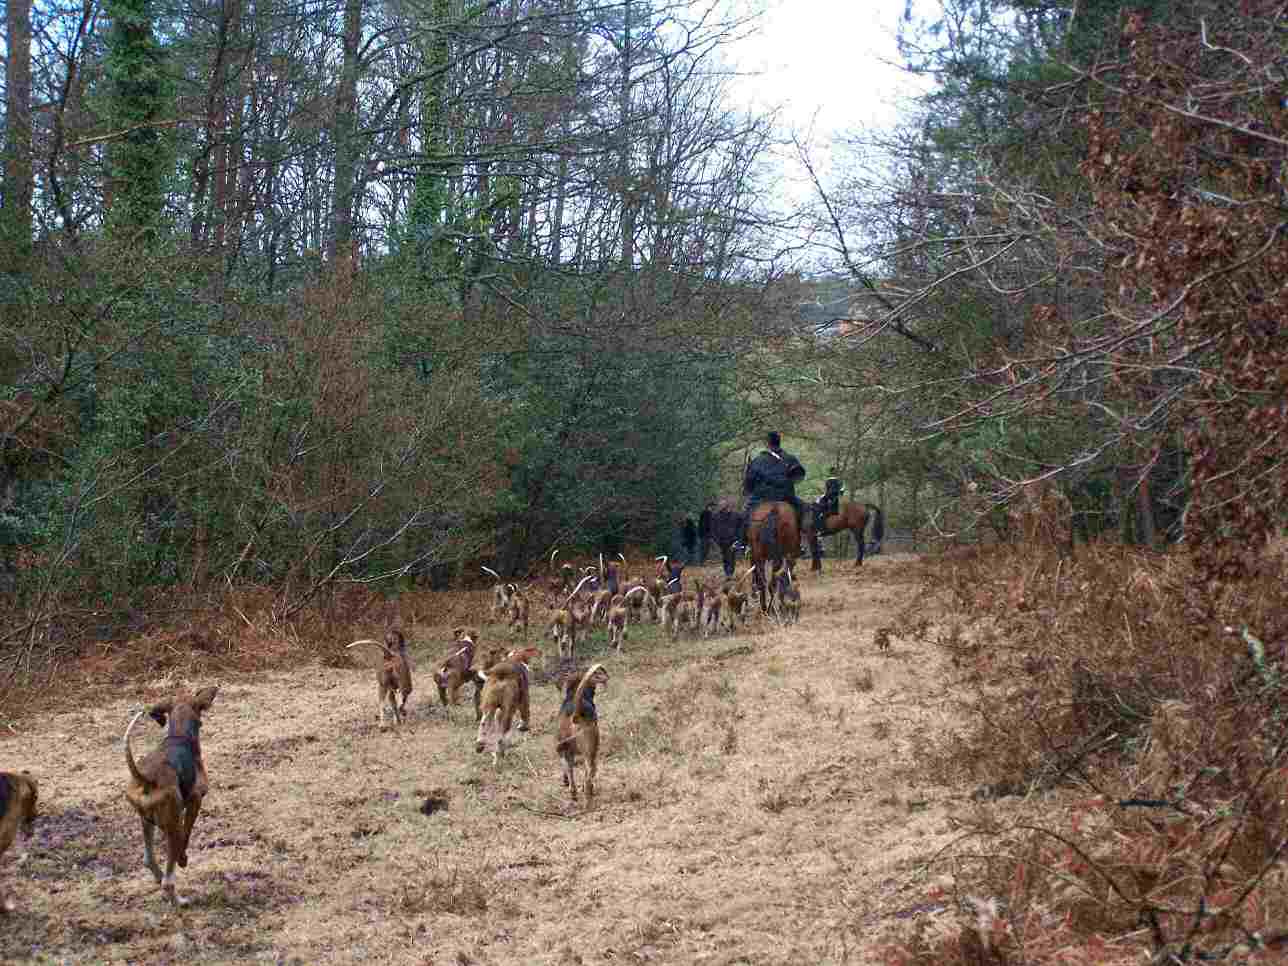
top-left (1, 554), bottom-right (984, 964)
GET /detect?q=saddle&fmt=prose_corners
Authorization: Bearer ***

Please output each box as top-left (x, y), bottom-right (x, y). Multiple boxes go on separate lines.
top-left (755, 506), bottom-right (783, 557)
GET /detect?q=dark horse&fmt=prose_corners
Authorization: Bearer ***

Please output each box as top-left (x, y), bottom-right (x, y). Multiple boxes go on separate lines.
top-left (710, 505), bottom-right (743, 578)
top-left (804, 496), bottom-right (885, 572)
top-left (746, 502), bottom-right (800, 614)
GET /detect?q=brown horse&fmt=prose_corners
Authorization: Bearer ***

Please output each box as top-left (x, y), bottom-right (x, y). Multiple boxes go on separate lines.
top-left (746, 502), bottom-right (800, 615)
top-left (803, 499), bottom-right (884, 572)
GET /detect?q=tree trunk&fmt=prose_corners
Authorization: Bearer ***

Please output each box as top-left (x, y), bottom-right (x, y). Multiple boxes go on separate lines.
top-left (103, 0), bottom-right (172, 242)
top-left (1136, 471), bottom-right (1157, 549)
top-left (618, 0), bottom-right (635, 268)
top-left (190, 0), bottom-right (239, 250)
top-left (329, 0), bottom-right (363, 261)
top-left (405, 0), bottom-right (452, 256)
top-left (548, 0), bottom-right (578, 265)
top-left (2, 0), bottom-right (34, 259)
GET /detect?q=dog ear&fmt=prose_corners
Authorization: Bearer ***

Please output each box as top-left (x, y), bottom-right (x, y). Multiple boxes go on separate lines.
top-left (193, 686), bottom-right (219, 711)
top-left (148, 701), bottom-right (174, 726)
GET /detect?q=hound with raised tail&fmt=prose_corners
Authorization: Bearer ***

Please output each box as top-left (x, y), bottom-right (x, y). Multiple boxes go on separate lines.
top-left (0, 771), bottom-right (38, 914)
top-left (481, 566), bottom-right (513, 619)
top-left (475, 646), bottom-right (542, 766)
top-left (556, 664), bottom-right (609, 803)
top-left (607, 586), bottom-right (650, 652)
top-left (622, 581), bottom-right (659, 623)
top-left (346, 629), bottom-right (414, 727)
top-left (543, 549), bottom-right (577, 596)
top-left (123, 687), bottom-right (218, 906)
top-left (548, 574), bottom-right (595, 661)
top-left (435, 628), bottom-right (483, 720)
top-left (655, 555), bottom-right (685, 591)
top-left (506, 584), bottom-right (530, 636)
top-left (652, 555), bottom-right (685, 608)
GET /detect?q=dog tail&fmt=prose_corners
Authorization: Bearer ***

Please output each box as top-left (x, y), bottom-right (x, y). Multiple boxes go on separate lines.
top-left (563, 574), bottom-right (594, 608)
top-left (439, 644), bottom-right (472, 676)
top-left (124, 710), bottom-right (151, 788)
top-left (623, 585), bottom-right (647, 601)
top-left (481, 565), bottom-right (501, 581)
top-left (572, 663), bottom-right (606, 721)
top-left (734, 564), bottom-right (756, 588)
top-left (346, 638), bottom-right (396, 658)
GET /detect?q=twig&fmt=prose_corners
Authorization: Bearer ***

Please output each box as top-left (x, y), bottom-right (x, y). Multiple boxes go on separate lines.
top-left (510, 800), bottom-right (581, 821)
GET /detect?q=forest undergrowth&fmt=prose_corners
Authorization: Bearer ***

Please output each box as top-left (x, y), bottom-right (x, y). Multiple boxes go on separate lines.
top-left (882, 529), bottom-right (1288, 965)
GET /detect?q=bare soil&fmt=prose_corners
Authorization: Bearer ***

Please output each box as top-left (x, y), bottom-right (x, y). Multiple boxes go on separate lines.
top-left (1, 554), bottom-right (973, 965)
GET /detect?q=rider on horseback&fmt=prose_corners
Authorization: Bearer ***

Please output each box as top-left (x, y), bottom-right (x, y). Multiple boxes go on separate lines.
top-left (738, 431), bottom-right (806, 546)
top-left (816, 475), bottom-right (845, 531)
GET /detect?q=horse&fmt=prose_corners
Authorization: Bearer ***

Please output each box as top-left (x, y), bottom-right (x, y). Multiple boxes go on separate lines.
top-left (746, 501), bottom-right (800, 615)
top-left (803, 498), bottom-right (885, 572)
top-left (709, 505), bottom-right (743, 578)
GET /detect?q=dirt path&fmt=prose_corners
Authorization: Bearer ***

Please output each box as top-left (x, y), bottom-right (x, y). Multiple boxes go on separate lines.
top-left (1, 554), bottom-right (968, 965)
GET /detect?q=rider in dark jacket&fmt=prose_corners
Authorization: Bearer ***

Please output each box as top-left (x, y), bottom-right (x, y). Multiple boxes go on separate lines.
top-left (740, 431), bottom-right (806, 542)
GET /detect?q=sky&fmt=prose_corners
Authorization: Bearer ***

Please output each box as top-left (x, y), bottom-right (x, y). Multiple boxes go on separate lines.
top-left (725, 0), bottom-right (930, 142)
top-left (715, 0), bottom-right (937, 220)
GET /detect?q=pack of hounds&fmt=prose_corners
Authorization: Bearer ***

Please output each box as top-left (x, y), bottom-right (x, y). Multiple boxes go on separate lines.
top-left (0, 550), bottom-right (803, 911)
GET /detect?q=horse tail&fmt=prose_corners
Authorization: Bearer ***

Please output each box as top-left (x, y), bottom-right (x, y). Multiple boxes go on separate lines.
top-left (866, 504), bottom-right (885, 544)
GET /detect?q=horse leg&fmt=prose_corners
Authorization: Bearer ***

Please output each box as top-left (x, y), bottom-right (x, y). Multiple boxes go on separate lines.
top-left (809, 532), bottom-right (823, 572)
top-left (855, 514), bottom-right (868, 567)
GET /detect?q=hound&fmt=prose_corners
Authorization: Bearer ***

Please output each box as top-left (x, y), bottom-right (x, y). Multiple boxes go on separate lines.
top-left (123, 687), bottom-right (218, 905)
top-left (0, 771), bottom-right (38, 913)
top-left (556, 664), bottom-right (609, 802)
top-left (346, 629), bottom-right (414, 727)
top-left (436, 628), bottom-right (483, 719)
top-left (481, 566), bottom-right (513, 619)
top-left (475, 646), bottom-right (542, 766)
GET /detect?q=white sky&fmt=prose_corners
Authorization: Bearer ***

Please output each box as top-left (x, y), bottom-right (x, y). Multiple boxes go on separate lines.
top-left (714, 0), bottom-right (936, 225)
top-left (726, 0), bottom-right (928, 140)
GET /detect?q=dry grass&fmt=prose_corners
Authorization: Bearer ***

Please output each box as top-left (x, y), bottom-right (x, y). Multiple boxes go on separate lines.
top-left (0, 552), bottom-right (981, 965)
top-left (25, 537), bottom-right (1277, 964)
top-left (878, 537), bottom-right (1288, 965)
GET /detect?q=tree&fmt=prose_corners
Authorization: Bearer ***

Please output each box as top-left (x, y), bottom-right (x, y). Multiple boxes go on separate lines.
top-left (1, 0), bottom-right (34, 259)
top-left (102, 0), bottom-right (173, 241)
